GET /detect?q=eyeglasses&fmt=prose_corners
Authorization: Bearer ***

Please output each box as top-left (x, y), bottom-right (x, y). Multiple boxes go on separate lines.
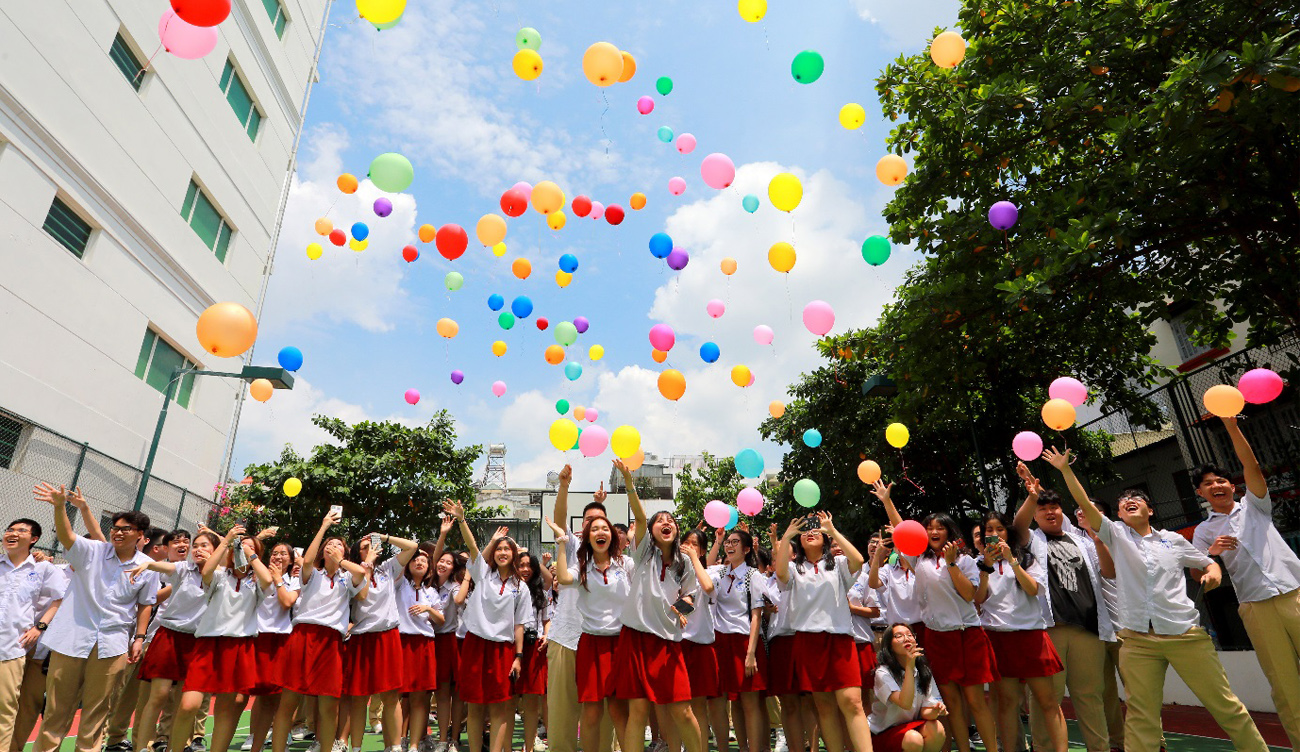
top-left (110, 526), bottom-right (139, 534)
top-left (4, 527), bottom-right (33, 534)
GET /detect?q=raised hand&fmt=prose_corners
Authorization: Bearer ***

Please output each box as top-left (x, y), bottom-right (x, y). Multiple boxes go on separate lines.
top-left (870, 480), bottom-right (894, 504)
top-left (69, 487), bottom-right (89, 507)
top-left (543, 516), bottom-right (565, 537)
top-left (440, 515), bottom-right (455, 535)
top-left (33, 483), bottom-right (66, 506)
top-left (257, 526), bottom-right (280, 540)
top-left (443, 499), bottom-right (465, 521)
top-left (593, 481), bottom-right (608, 504)
top-left (491, 526), bottom-right (510, 542)
top-left (542, 551), bottom-right (553, 565)
top-left (558, 464), bottom-right (572, 486)
top-left (782, 518), bottom-right (803, 541)
top-left (942, 541), bottom-right (960, 565)
top-left (816, 511), bottom-right (836, 535)
top-left (1042, 446), bottom-right (1071, 470)
top-left (224, 525), bottom-right (246, 544)
top-left (323, 509), bottom-right (340, 527)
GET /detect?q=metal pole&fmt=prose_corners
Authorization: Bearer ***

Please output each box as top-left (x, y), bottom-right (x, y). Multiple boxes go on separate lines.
top-left (135, 368), bottom-right (183, 511)
top-left (174, 488), bottom-right (188, 529)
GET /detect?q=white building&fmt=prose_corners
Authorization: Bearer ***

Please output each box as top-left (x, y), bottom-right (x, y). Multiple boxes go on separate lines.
top-left (0, 1), bottom-right (327, 514)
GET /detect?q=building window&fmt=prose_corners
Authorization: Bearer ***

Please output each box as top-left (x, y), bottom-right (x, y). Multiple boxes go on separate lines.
top-left (109, 32), bottom-right (146, 91)
top-left (180, 179), bottom-right (233, 262)
top-left (135, 329), bottom-right (197, 408)
top-left (219, 59), bottom-right (262, 140)
top-left (0, 413), bottom-right (23, 470)
top-left (42, 197), bottom-right (93, 258)
top-left (1170, 312), bottom-right (1214, 362)
top-left (261, 0), bottom-right (288, 38)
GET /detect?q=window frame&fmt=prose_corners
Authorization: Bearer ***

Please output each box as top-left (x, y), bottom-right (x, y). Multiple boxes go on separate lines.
top-left (218, 58), bottom-right (263, 141)
top-left (261, 0), bottom-right (289, 38)
top-left (108, 31), bottom-right (147, 91)
top-left (42, 196), bottom-right (94, 258)
top-left (180, 178), bottom-right (234, 263)
top-left (134, 329), bottom-right (198, 409)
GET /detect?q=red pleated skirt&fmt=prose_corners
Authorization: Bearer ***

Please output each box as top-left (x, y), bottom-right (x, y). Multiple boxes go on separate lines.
top-left (399, 633), bottom-right (439, 693)
top-left (872, 720), bottom-right (929, 752)
top-left (138, 627), bottom-right (197, 682)
top-left (575, 632), bottom-right (621, 703)
top-left (183, 636), bottom-right (257, 694)
top-left (614, 627), bottom-right (691, 704)
top-left (279, 623), bottom-right (344, 698)
top-left (856, 640), bottom-right (878, 688)
top-left (715, 630), bottom-right (767, 697)
top-left (515, 641), bottom-right (548, 696)
top-left (765, 635), bottom-right (796, 697)
top-left (680, 640), bottom-right (721, 699)
top-left (925, 626), bottom-right (999, 687)
top-left (342, 628), bottom-right (405, 696)
top-left (459, 632), bottom-right (514, 705)
top-left (791, 631), bottom-right (859, 693)
top-left (434, 632), bottom-right (460, 686)
top-left (985, 629), bottom-right (1062, 680)
top-left (248, 631), bottom-right (291, 695)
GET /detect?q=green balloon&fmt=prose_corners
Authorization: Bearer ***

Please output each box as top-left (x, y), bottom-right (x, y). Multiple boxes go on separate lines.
top-left (445, 271), bottom-right (464, 291)
top-left (556, 399), bottom-right (570, 416)
top-left (791, 50), bottom-right (824, 84)
top-left (793, 478), bottom-right (821, 508)
top-left (861, 235), bottom-right (891, 266)
top-left (655, 76), bottom-right (673, 96)
top-left (554, 321), bottom-right (578, 346)
top-left (373, 13), bottom-right (403, 30)
top-left (498, 312), bottom-right (516, 330)
top-left (572, 428), bottom-right (582, 451)
top-left (515, 27), bottom-right (541, 51)
top-left (368, 152), bottom-right (413, 193)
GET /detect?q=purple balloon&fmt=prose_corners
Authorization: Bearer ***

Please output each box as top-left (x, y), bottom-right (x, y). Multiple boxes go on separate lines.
top-left (988, 201), bottom-right (1018, 230)
top-left (666, 248), bottom-right (690, 270)
top-left (450, 370), bottom-right (464, 384)
top-left (373, 197), bottom-right (393, 217)
top-left (574, 316), bottom-right (590, 334)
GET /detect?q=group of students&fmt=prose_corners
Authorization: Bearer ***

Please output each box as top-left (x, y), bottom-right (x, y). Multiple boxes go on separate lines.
top-left (1, 414), bottom-right (1297, 752)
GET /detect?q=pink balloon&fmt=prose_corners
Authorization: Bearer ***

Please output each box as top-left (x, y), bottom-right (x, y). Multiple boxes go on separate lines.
top-left (668, 177), bottom-right (687, 196)
top-left (586, 408), bottom-right (599, 422)
top-left (1048, 377), bottom-right (1088, 407)
top-left (746, 372), bottom-right (755, 387)
top-left (404, 389), bottom-right (420, 405)
top-left (706, 299), bottom-right (726, 318)
top-left (511, 181), bottom-right (533, 201)
top-left (737, 487), bottom-right (764, 516)
top-left (159, 10), bottom-right (218, 60)
top-left (1012, 431), bottom-right (1043, 462)
top-left (1238, 368), bottom-right (1283, 404)
top-left (491, 380), bottom-right (506, 397)
top-left (676, 133), bottom-right (697, 154)
top-left (637, 96), bottom-right (655, 115)
top-left (578, 424), bottom-right (610, 457)
top-left (801, 300), bottom-right (835, 336)
top-left (648, 324), bottom-right (676, 352)
top-left (753, 325), bottom-right (774, 345)
top-left (590, 201), bottom-right (604, 220)
top-left (700, 153), bottom-right (736, 190)
top-left (703, 500), bottom-right (731, 529)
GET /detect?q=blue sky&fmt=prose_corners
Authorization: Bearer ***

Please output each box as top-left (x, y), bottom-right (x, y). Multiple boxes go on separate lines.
top-left (232, 0), bottom-right (960, 491)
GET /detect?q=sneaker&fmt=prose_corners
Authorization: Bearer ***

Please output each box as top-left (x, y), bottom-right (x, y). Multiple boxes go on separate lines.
top-left (106, 742), bottom-right (134, 752)
top-left (372, 723), bottom-right (384, 735)
top-left (536, 725), bottom-right (546, 739)
top-left (967, 727), bottom-right (982, 745)
top-left (291, 727), bottom-right (313, 742)
top-left (240, 740), bottom-right (253, 752)
top-left (306, 743), bottom-right (320, 752)
top-left (190, 740), bottom-right (208, 752)
top-left (331, 741), bottom-right (348, 752)
top-left (533, 740), bottom-right (548, 752)
top-left (418, 737), bottom-right (438, 752)
top-left (152, 740), bottom-right (169, 752)
top-left (773, 731), bottom-right (788, 752)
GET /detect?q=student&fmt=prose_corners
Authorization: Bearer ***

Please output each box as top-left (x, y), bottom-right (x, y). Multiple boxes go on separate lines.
top-left (244, 542), bottom-right (300, 752)
top-left (972, 512), bottom-right (1066, 752)
top-left (773, 512), bottom-right (871, 752)
top-left (709, 529), bottom-right (767, 752)
top-left (1045, 446), bottom-right (1268, 752)
top-left (867, 531), bottom-right (921, 647)
top-left (515, 552), bottom-right (552, 752)
top-left (873, 482), bottom-right (998, 752)
top-left (679, 530), bottom-right (723, 752)
top-left (104, 525), bottom-right (172, 752)
top-left (394, 538), bottom-right (444, 752)
top-left (868, 624), bottom-right (945, 752)
top-left (862, 534), bottom-right (891, 637)
top-left (847, 566), bottom-right (882, 689)
top-left (32, 483), bottom-right (160, 752)
top-left (430, 540), bottom-right (466, 752)
top-left (763, 525), bottom-right (814, 752)
top-left (1075, 502), bottom-right (1127, 752)
top-left (1191, 415), bottom-right (1300, 749)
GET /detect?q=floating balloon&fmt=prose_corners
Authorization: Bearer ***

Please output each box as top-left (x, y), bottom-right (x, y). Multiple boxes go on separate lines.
top-left (550, 419), bottom-right (579, 451)
top-left (315, 218), bottom-right (333, 235)
top-left (658, 369), bottom-right (686, 401)
top-left (544, 345), bottom-right (565, 365)
top-left (737, 0), bottom-right (767, 22)
top-left (768, 401), bottom-right (785, 418)
top-left (930, 30), bottom-right (967, 68)
top-left (803, 429), bottom-right (822, 448)
top-left (547, 210), bottom-right (567, 230)
top-left (328, 229), bottom-right (346, 246)
top-left (578, 424), bottom-right (609, 457)
top-left (700, 153), bottom-right (736, 190)
top-left (666, 248), bottom-right (689, 270)
top-left (436, 318), bottom-right (458, 338)
top-left (676, 133), bottom-right (697, 154)
top-left (791, 50), bottom-right (825, 84)
top-left (893, 520), bottom-right (928, 556)
top-left (731, 365), bottom-right (752, 387)
top-left (861, 236), bottom-right (891, 266)
top-left (706, 299), bottom-right (726, 319)
top-left (1238, 368), bottom-right (1283, 404)
top-left (768, 242), bottom-right (796, 273)
top-left (348, 238), bottom-right (368, 252)
top-left (721, 257), bottom-right (738, 275)
top-left (572, 196), bottom-right (592, 217)
top-left (649, 324), bottom-right (676, 351)
top-left (651, 349), bottom-right (668, 363)
top-left (704, 500), bottom-right (731, 528)
top-left (1203, 385), bottom-right (1245, 418)
top-left (532, 181), bottom-right (563, 215)
top-left (445, 271), bottom-right (464, 291)
top-left (1048, 377), bottom-right (1087, 407)
top-left (630, 192), bottom-right (647, 210)
top-left (605, 205), bottom-right (625, 225)
top-left (476, 214), bottom-right (507, 247)
top-left (619, 50), bottom-right (637, 82)
top-left (336, 175), bottom-right (358, 195)
top-left (876, 154), bottom-right (908, 186)
top-left (649, 233), bottom-right (674, 259)
top-left (536, 317), bottom-right (549, 330)
top-left (737, 487), bottom-right (764, 515)
top-left (418, 224), bottom-right (436, 243)
top-left (657, 126), bottom-right (674, 143)
top-left (802, 300), bottom-right (835, 336)
top-left (573, 406), bottom-right (587, 422)
top-left (582, 42), bottom-right (624, 86)
top-left (491, 381), bottom-right (506, 397)
top-left (171, 0), bottom-right (231, 26)
top-left (436, 224), bottom-right (468, 260)
top-left (656, 76), bottom-right (674, 96)
top-left (500, 188), bottom-right (528, 217)
top-left (1012, 431), bottom-right (1044, 462)
top-left (700, 342), bottom-right (720, 363)
top-left (276, 346), bottom-right (303, 372)
top-left (565, 362), bottom-right (583, 381)
top-left (886, 423), bottom-right (909, 448)
top-left (373, 198), bottom-right (393, 218)
top-left (555, 399), bottom-right (570, 416)
top-left (857, 460), bottom-right (881, 484)
top-left (404, 389), bottom-right (420, 405)
top-left (733, 449), bottom-right (765, 479)
top-left (748, 326), bottom-right (772, 348)
top-left (988, 201), bottom-right (1019, 231)
top-left (637, 96), bottom-right (655, 115)
top-left (512, 258), bottom-right (533, 280)
top-left (282, 477), bottom-right (302, 498)
top-left (511, 296), bottom-right (534, 318)
top-left (741, 194), bottom-right (759, 213)
top-left (306, 243), bottom-right (323, 260)
top-left (574, 317), bottom-right (590, 334)
top-left (793, 478), bottom-right (820, 507)
top-left (515, 27), bottom-right (541, 50)
top-left (839, 103), bottom-right (866, 130)
top-left (487, 294), bottom-right (505, 312)
top-left (249, 379), bottom-right (273, 403)
top-left (498, 312), bottom-right (516, 330)
top-left (726, 506), bottom-right (739, 530)
top-left (158, 10), bottom-right (218, 59)
top-left (668, 177), bottom-right (687, 196)
top-left (369, 152), bottom-right (414, 193)
top-left (625, 449), bottom-right (646, 471)
top-left (590, 201), bottom-right (604, 219)
top-left (196, 302), bottom-right (257, 358)
top-left (768, 173), bottom-right (803, 212)
top-left (1041, 399), bottom-right (1077, 431)
top-left (556, 271), bottom-right (573, 288)
top-left (491, 340), bottom-right (507, 357)
top-left (450, 370), bottom-right (464, 384)
top-left (356, 0), bottom-right (404, 24)
top-left (555, 321), bottom-right (579, 346)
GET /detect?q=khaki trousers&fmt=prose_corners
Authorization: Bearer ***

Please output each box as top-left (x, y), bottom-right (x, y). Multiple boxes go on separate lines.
top-left (1102, 639), bottom-right (1125, 749)
top-left (1118, 627), bottom-right (1267, 752)
top-left (1029, 624), bottom-right (1109, 752)
top-left (10, 657), bottom-right (46, 752)
top-left (0, 657), bottom-right (24, 752)
top-left (1238, 588), bottom-right (1300, 750)
top-left (546, 644), bottom-right (612, 752)
top-left (37, 647), bottom-right (132, 752)
top-left (104, 663), bottom-right (146, 746)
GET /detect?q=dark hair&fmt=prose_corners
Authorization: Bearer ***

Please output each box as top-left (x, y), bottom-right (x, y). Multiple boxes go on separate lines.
top-left (681, 529), bottom-right (710, 554)
top-left (723, 528), bottom-right (759, 569)
top-left (1091, 498), bottom-right (1112, 517)
top-left (981, 511), bottom-right (1035, 570)
top-left (162, 529), bottom-right (191, 547)
top-left (8, 518), bottom-right (42, 542)
top-left (316, 536), bottom-right (348, 569)
top-left (143, 527), bottom-right (168, 551)
top-left (193, 531), bottom-right (221, 550)
top-left (1035, 489), bottom-right (1064, 508)
top-left (1117, 488), bottom-right (1152, 509)
top-left (613, 523), bottom-right (629, 535)
top-left (577, 516), bottom-right (624, 591)
top-left (485, 536), bottom-right (522, 581)
top-left (227, 536), bottom-right (264, 571)
top-left (346, 535), bottom-right (385, 565)
top-left (582, 501), bottom-right (607, 518)
top-left (401, 541), bottom-right (434, 586)
top-left (1191, 465), bottom-right (1231, 488)
top-left (642, 511), bottom-right (688, 582)
top-left (755, 546), bottom-right (772, 570)
top-left (877, 623), bottom-right (933, 696)
top-left (113, 511), bottom-right (151, 532)
top-left (919, 513), bottom-right (963, 561)
top-left (264, 541), bottom-right (293, 564)
top-left (434, 548), bottom-right (465, 586)
top-left (519, 552), bottom-right (548, 615)
top-left (791, 530), bottom-right (836, 572)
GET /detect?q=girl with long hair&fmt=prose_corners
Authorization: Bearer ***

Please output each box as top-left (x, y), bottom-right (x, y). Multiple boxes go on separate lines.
top-left (764, 524), bottom-right (814, 752)
top-left (868, 529), bottom-right (921, 648)
top-left (710, 528), bottom-right (767, 752)
top-left (848, 565), bottom-right (882, 690)
top-left (393, 536), bottom-right (444, 752)
top-left (679, 529), bottom-right (724, 752)
top-left (514, 552), bottom-right (552, 752)
top-left (430, 523), bottom-right (467, 752)
top-left (869, 624), bottom-right (946, 752)
top-left (245, 541), bottom-right (300, 752)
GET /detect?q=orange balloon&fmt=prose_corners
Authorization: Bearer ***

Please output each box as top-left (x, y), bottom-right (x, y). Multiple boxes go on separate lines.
top-left (619, 51), bottom-right (637, 82)
top-left (625, 449), bottom-right (646, 471)
top-left (476, 214), bottom-right (507, 246)
top-left (720, 257), bottom-right (738, 275)
top-left (314, 218), bottom-right (333, 236)
top-left (769, 400), bottom-right (785, 418)
top-left (630, 192), bottom-right (647, 210)
top-left (582, 42), bottom-right (624, 87)
top-left (651, 349), bottom-right (668, 363)
top-left (1041, 398), bottom-right (1077, 431)
top-left (1203, 385), bottom-right (1245, 418)
top-left (658, 369), bottom-right (686, 401)
top-left (876, 154), bottom-right (908, 186)
top-left (512, 258), bottom-right (533, 279)
top-left (418, 224), bottom-right (436, 243)
top-left (857, 460), bottom-right (882, 484)
top-left (544, 345), bottom-right (565, 364)
top-left (196, 302), bottom-right (258, 358)
top-left (574, 406), bottom-right (586, 421)
top-left (337, 174), bottom-right (358, 194)
top-left (532, 181), bottom-right (564, 215)
top-left (249, 378), bottom-right (273, 403)
top-left (436, 318), bottom-right (459, 338)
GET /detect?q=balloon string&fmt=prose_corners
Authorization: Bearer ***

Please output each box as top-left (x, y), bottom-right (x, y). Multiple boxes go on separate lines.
top-left (899, 450), bottom-right (925, 494)
top-left (138, 42), bottom-right (163, 78)
top-left (785, 275), bottom-right (792, 321)
top-left (763, 22), bottom-right (770, 51)
top-left (600, 91), bottom-right (611, 156)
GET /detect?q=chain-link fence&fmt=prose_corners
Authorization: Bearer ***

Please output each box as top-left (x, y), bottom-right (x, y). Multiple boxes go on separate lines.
top-left (0, 406), bottom-right (219, 557)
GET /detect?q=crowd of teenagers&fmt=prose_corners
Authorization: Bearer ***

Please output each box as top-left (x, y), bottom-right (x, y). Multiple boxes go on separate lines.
top-left (1, 415), bottom-right (1298, 752)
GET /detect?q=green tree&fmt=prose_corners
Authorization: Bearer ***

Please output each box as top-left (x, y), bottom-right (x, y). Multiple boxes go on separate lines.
top-left (674, 452), bottom-right (791, 550)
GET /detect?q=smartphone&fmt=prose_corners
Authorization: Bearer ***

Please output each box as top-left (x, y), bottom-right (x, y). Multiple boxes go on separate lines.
top-left (881, 528), bottom-right (894, 548)
top-left (370, 533), bottom-right (383, 551)
top-left (986, 534), bottom-right (1000, 549)
top-left (802, 515), bottom-right (819, 531)
top-left (329, 504), bottom-right (343, 520)
top-left (672, 597), bottom-right (696, 616)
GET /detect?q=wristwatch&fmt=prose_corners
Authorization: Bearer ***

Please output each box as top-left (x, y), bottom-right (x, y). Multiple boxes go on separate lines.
top-left (35, 622), bottom-right (48, 631)
top-left (946, 561), bottom-right (959, 568)
top-left (134, 634), bottom-right (147, 641)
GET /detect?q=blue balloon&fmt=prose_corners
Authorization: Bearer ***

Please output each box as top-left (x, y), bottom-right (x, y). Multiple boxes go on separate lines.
top-left (725, 505), bottom-right (739, 530)
top-left (657, 126), bottom-right (674, 143)
top-left (803, 429), bottom-right (823, 448)
top-left (734, 449), bottom-right (764, 479)
top-left (350, 222), bottom-right (370, 241)
top-left (565, 362), bottom-right (583, 381)
top-left (277, 346), bottom-right (303, 372)
top-left (487, 293), bottom-right (505, 311)
top-left (742, 194), bottom-right (760, 213)
top-left (699, 342), bottom-right (720, 363)
top-left (511, 295), bottom-right (534, 318)
top-left (648, 232), bottom-right (673, 259)
top-left (559, 254), bottom-right (579, 273)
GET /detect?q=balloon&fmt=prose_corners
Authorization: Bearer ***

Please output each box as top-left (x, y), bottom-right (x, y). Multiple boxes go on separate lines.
top-left (547, 211), bottom-right (567, 230)
top-left (491, 381), bottom-right (507, 398)
top-left (536, 317), bottom-right (550, 330)
top-left (582, 42), bottom-right (624, 86)
top-left (768, 242), bottom-right (796, 273)
top-left (637, 96), bottom-right (655, 115)
top-left (803, 429), bottom-right (822, 448)
top-left (370, 199), bottom-right (392, 219)
top-left (731, 365), bottom-right (751, 387)
top-left (500, 188), bottom-right (528, 217)
top-left (487, 294), bottom-right (505, 312)
top-left (435, 224), bottom-right (468, 260)
top-left (876, 154), bottom-right (908, 186)
top-left (491, 340), bottom-right (507, 357)
top-left (617, 50), bottom-right (637, 82)
top-left (721, 257), bottom-right (738, 275)
top-left (1048, 377), bottom-right (1088, 407)
top-left (727, 449), bottom-right (763, 480)
top-left (356, 0), bottom-right (405, 24)
top-left (277, 346), bottom-right (303, 372)
top-left (658, 369), bottom-right (686, 401)
top-left (444, 271), bottom-right (464, 291)
top-left (1203, 385), bottom-right (1245, 418)
top-left (476, 214), bottom-right (507, 247)
top-left (893, 520), bottom-right (928, 556)
top-left (700, 153), bottom-right (736, 189)
top-left (532, 181), bottom-right (563, 215)
top-left (556, 271), bottom-right (573, 288)
top-left (572, 196), bottom-right (592, 217)
top-left (249, 379), bottom-right (273, 403)
top-left (699, 342), bottom-right (720, 363)
top-left (328, 229), bottom-right (346, 246)
top-left (171, 0), bottom-right (231, 27)
top-left (369, 152), bottom-right (414, 193)
top-left (573, 406), bottom-right (586, 421)
top-left (436, 318), bottom-right (458, 338)
top-left (768, 401), bottom-right (785, 418)
top-left (791, 50), bottom-right (825, 84)
top-left (512, 49), bottom-right (543, 80)
top-left (543, 345), bottom-right (565, 365)
top-left (676, 133), bottom-right (697, 154)
top-left (839, 103), bottom-right (866, 130)
top-left (315, 218), bottom-right (333, 235)
top-left (625, 449), bottom-right (646, 471)
top-left (336, 175), bottom-right (358, 194)
top-left (656, 76), bottom-right (673, 95)
top-left (196, 302), bottom-right (257, 358)
top-left (348, 238), bottom-right (368, 252)
top-left (550, 400), bottom-right (569, 417)
top-left (158, 10), bottom-right (218, 59)
top-left (988, 201), bottom-right (1019, 231)
top-left (793, 479), bottom-right (820, 507)
top-left (584, 345), bottom-right (603, 361)
top-left (737, 0), bottom-right (767, 22)
top-left (418, 224), bottom-right (436, 243)
top-left (930, 30), bottom-right (967, 68)
top-left (706, 299), bottom-right (726, 319)
top-left (605, 205), bottom-right (625, 225)
top-left (651, 349), bottom-right (668, 363)
top-left (861, 236), bottom-right (891, 266)
top-left (668, 177), bottom-right (687, 196)
top-left (742, 194), bottom-right (759, 213)
top-left (753, 325), bottom-right (774, 346)
top-left (666, 248), bottom-right (689, 270)
top-left (802, 300), bottom-right (835, 336)
top-left (1238, 368), bottom-right (1283, 404)
top-left (397, 244), bottom-right (416, 262)
top-left (282, 477), bottom-right (302, 498)
top-left (649, 233), bottom-right (674, 259)
top-left (555, 322), bottom-right (579, 346)
top-left (630, 193), bottom-right (647, 210)
top-left (704, 500), bottom-right (731, 529)
top-left (1012, 431), bottom-right (1044, 462)
top-left (857, 460), bottom-right (881, 484)
top-left (768, 173), bottom-right (803, 212)
top-left (649, 324), bottom-right (676, 351)
top-left (886, 423), bottom-right (909, 448)
top-left (574, 317), bottom-right (590, 334)
top-left (404, 389), bottom-right (420, 405)
top-left (512, 258), bottom-right (533, 280)
top-left (550, 419), bottom-right (580, 451)
top-left (450, 370), bottom-right (464, 384)
top-left (512, 181), bottom-right (534, 200)
top-left (657, 126), bottom-right (675, 143)
top-left (515, 27), bottom-right (541, 51)
top-left (578, 424), bottom-right (609, 457)
top-left (498, 312), bottom-right (516, 330)
top-left (726, 506), bottom-right (739, 530)
top-left (1041, 399), bottom-right (1077, 431)
top-left (737, 487), bottom-right (764, 515)
top-left (507, 296), bottom-right (532, 319)
top-left (565, 362), bottom-right (583, 381)
top-left (306, 243), bottom-right (323, 260)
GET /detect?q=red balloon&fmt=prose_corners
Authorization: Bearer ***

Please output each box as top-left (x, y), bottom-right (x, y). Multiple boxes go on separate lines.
top-left (605, 204), bottom-right (626, 225)
top-left (500, 189), bottom-right (528, 217)
top-left (892, 520), bottom-right (929, 557)
top-left (536, 317), bottom-right (549, 331)
top-left (401, 245), bottom-right (419, 262)
top-left (328, 229), bottom-right (346, 246)
top-left (572, 196), bottom-right (592, 218)
top-left (170, 0), bottom-right (231, 26)
top-left (435, 224), bottom-right (468, 260)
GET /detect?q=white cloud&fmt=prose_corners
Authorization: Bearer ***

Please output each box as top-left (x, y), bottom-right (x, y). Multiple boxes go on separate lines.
top-left (849, 0), bottom-right (962, 49)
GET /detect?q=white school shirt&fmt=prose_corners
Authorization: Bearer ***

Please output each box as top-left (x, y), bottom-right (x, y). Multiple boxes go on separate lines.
top-left (463, 555), bottom-right (530, 643)
top-left (43, 538), bottom-right (159, 659)
top-left (351, 558), bottom-right (401, 634)
top-left (156, 560), bottom-right (209, 634)
top-left (550, 532), bottom-right (583, 651)
top-left (567, 554), bottom-right (634, 636)
top-left (30, 563), bottom-right (69, 661)
top-left (766, 574), bottom-right (796, 639)
top-left (901, 553), bottom-right (980, 632)
top-left (877, 561), bottom-right (922, 625)
top-left (1098, 575), bottom-right (1120, 630)
top-left (1192, 491), bottom-right (1300, 604)
top-left (1099, 518), bottom-right (1214, 635)
top-left (848, 569), bottom-right (881, 643)
top-left (710, 561), bottom-right (763, 635)
top-left (787, 555), bottom-right (857, 635)
top-left (394, 575), bottom-right (439, 637)
top-left (432, 579), bottom-right (461, 635)
top-left (519, 595), bottom-right (553, 634)
top-left (682, 580), bottom-right (716, 644)
top-left (978, 537), bottom-right (1049, 631)
top-left (256, 574), bottom-right (300, 634)
top-left (0, 555), bottom-right (67, 661)
top-left (292, 567), bottom-right (362, 634)
top-left (868, 665), bottom-right (942, 734)
top-left (195, 568), bottom-right (262, 638)
top-left (1029, 521), bottom-right (1117, 642)
top-left (621, 535), bottom-right (698, 641)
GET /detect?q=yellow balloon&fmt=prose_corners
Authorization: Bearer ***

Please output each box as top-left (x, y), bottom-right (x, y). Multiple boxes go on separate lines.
top-left (283, 477), bottom-right (302, 497)
top-left (857, 461), bottom-right (881, 484)
top-left (436, 318), bottom-right (459, 338)
top-left (738, 0), bottom-right (767, 21)
top-left (556, 270), bottom-right (573, 288)
top-left (731, 365), bottom-right (752, 387)
top-left (839, 103), bottom-right (866, 130)
top-left (532, 181), bottom-right (563, 215)
top-left (306, 243), bottom-right (323, 260)
top-left (356, 0), bottom-right (405, 24)
top-left (589, 345), bottom-right (605, 361)
top-left (1203, 385), bottom-right (1245, 418)
top-left (476, 214), bottom-right (507, 246)
top-left (491, 341), bottom-right (507, 357)
top-left (610, 425), bottom-right (641, 459)
top-left (876, 154), bottom-right (908, 186)
top-left (618, 51), bottom-right (637, 82)
top-left (349, 238), bottom-right (368, 252)
top-left (549, 419), bottom-right (580, 452)
top-left (768, 401), bottom-right (785, 419)
top-left (582, 42), bottom-right (624, 87)
top-left (885, 422), bottom-right (909, 448)
top-left (512, 49), bottom-right (543, 81)
top-left (547, 210), bottom-right (567, 230)
top-left (1041, 399), bottom-right (1077, 431)
top-left (930, 30), bottom-right (967, 68)
top-left (768, 242), bottom-right (796, 273)
top-left (768, 173), bottom-right (803, 213)
top-left (492, 242), bottom-right (508, 257)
